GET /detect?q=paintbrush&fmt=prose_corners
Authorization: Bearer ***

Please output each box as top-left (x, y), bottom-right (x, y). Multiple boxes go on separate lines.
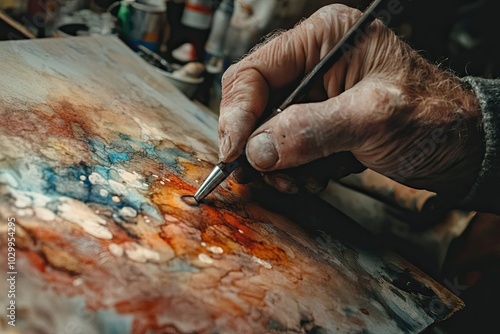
top-left (194, 0), bottom-right (383, 202)
top-left (138, 44), bottom-right (174, 73)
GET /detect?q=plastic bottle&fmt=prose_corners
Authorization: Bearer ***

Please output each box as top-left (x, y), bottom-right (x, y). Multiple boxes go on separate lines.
top-left (181, 0), bottom-right (213, 30)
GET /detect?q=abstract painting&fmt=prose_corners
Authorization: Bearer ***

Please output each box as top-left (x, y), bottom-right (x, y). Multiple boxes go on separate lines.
top-left (0, 36), bottom-right (462, 333)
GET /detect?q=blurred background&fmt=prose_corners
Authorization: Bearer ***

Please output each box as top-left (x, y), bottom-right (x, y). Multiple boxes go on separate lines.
top-left (1, 0), bottom-right (498, 112)
top-left (0, 1), bottom-right (498, 333)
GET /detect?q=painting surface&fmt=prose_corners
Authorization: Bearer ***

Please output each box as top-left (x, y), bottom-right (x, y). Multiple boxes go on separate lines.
top-left (0, 36), bottom-right (462, 333)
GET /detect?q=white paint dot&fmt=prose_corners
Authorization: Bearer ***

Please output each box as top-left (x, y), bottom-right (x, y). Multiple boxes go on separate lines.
top-left (112, 196), bottom-right (121, 203)
top-left (91, 225), bottom-right (113, 240)
top-left (201, 242), bottom-right (207, 247)
top-left (125, 243), bottom-right (160, 263)
top-left (119, 206), bottom-right (137, 218)
top-left (152, 174), bottom-right (159, 178)
top-left (159, 181), bottom-right (165, 185)
top-left (79, 175), bottom-right (87, 181)
top-left (109, 243), bottom-right (124, 257)
top-left (73, 278), bottom-right (84, 286)
top-left (89, 172), bottom-right (106, 185)
top-left (17, 208), bottom-right (34, 217)
top-left (207, 246), bottom-right (223, 254)
top-left (238, 229), bottom-right (244, 234)
top-left (99, 189), bottom-right (109, 197)
top-left (198, 253), bottom-right (213, 264)
top-left (252, 256), bottom-right (272, 269)
top-left (166, 178), bottom-right (171, 182)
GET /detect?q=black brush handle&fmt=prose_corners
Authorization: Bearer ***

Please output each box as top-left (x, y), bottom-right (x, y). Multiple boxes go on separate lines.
top-left (277, 0), bottom-right (383, 113)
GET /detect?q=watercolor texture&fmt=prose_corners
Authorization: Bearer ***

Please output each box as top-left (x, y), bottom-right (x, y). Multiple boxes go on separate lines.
top-left (0, 36), bottom-right (463, 333)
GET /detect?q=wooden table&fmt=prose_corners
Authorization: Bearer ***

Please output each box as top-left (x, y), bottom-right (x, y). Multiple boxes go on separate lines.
top-left (0, 36), bottom-right (462, 333)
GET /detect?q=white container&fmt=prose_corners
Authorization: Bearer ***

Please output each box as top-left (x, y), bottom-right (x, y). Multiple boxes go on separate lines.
top-left (181, 0), bottom-right (213, 30)
top-left (162, 72), bottom-right (203, 99)
top-left (155, 62), bottom-right (205, 99)
top-left (205, 0), bottom-right (234, 58)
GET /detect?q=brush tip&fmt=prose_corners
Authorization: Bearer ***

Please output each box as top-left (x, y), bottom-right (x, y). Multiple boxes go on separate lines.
top-left (181, 195), bottom-right (199, 206)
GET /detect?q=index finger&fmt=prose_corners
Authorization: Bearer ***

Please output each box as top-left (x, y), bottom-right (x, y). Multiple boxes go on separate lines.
top-left (218, 29), bottom-right (303, 162)
top-left (218, 4), bottom-right (363, 162)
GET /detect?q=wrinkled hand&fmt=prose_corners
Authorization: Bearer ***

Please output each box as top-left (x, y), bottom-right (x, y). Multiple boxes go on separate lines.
top-left (218, 4), bottom-right (484, 199)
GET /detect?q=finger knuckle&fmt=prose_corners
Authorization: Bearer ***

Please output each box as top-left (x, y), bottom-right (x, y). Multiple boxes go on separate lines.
top-left (293, 130), bottom-right (316, 156)
top-left (221, 64), bottom-right (237, 87)
top-left (284, 106), bottom-right (322, 157)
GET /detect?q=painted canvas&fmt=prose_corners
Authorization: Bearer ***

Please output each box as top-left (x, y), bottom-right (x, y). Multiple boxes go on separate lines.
top-left (0, 36), bottom-right (463, 333)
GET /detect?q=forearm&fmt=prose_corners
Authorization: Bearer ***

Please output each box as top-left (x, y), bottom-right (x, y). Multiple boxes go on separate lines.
top-left (461, 77), bottom-right (500, 214)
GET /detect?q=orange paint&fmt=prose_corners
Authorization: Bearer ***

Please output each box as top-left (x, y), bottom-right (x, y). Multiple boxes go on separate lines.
top-left (23, 250), bottom-right (47, 273)
top-left (149, 168), bottom-right (291, 267)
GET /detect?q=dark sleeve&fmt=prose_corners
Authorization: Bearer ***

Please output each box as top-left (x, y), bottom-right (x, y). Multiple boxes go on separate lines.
top-left (460, 77), bottom-right (500, 214)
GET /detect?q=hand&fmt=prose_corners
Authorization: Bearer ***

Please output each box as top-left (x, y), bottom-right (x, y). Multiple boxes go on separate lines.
top-left (218, 4), bottom-right (484, 200)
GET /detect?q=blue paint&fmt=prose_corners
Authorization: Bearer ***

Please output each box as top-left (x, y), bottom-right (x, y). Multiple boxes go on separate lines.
top-left (94, 309), bottom-right (133, 334)
top-left (89, 134), bottom-right (196, 176)
top-left (342, 307), bottom-right (355, 317)
top-left (162, 258), bottom-right (200, 273)
top-left (88, 138), bottom-right (134, 166)
top-left (43, 165), bottom-right (93, 202)
top-left (4, 159), bottom-right (164, 222)
top-left (108, 152), bottom-right (130, 164)
top-left (1, 133), bottom-right (199, 226)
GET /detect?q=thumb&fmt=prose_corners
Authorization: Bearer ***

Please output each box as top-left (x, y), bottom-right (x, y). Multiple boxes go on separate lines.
top-left (245, 80), bottom-right (396, 171)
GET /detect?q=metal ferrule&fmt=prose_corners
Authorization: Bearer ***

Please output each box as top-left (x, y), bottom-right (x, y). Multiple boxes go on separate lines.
top-left (193, 165), bottom-right (227, 202)
top-left (193, 160), bottom-right (242, 202)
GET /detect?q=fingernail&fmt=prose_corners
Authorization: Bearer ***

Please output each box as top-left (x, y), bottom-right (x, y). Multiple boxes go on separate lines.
top-left (247, 132), bottom-right (278, 169)
top-left (219, 132), bottom-right (231, 161)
